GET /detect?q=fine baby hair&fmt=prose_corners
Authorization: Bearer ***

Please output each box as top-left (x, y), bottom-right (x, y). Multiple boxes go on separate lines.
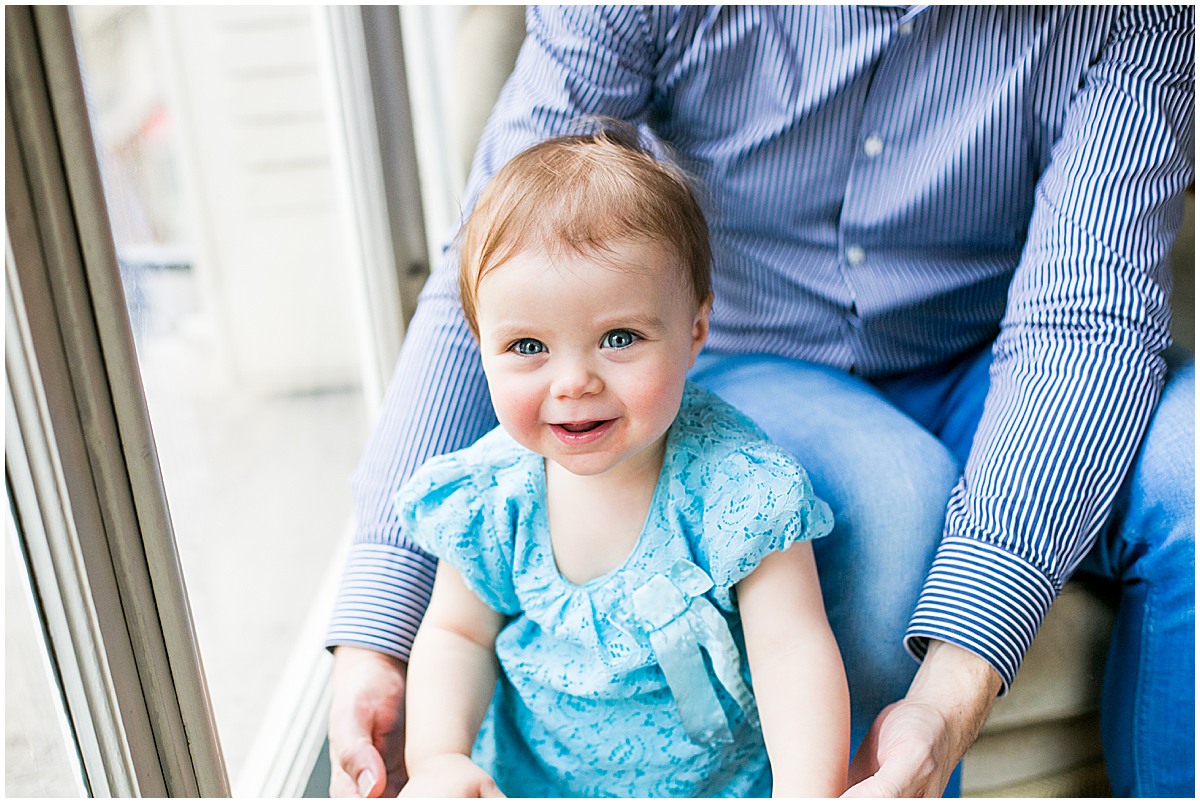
top-left (457, 119), bottom-right (713, 337)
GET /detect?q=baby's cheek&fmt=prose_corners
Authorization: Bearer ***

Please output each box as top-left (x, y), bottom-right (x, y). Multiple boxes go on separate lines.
top-left (490, 382), bottom-right (543, 441)
top-left (630, 371), bottom-right (687, 426)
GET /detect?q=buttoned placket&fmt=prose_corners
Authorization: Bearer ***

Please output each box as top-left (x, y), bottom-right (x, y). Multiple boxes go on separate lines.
top-left (836, 5), bottom-right (933, 372)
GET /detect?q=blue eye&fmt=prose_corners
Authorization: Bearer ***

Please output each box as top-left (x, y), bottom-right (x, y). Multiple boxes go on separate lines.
top-left (510, 338), bottom-right (546, 356)
top-left (601, 329), bottom-right (639, 349)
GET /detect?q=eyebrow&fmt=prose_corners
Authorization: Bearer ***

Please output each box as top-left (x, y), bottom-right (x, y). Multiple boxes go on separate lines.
top-left (595, 311), bottom-right (667, 332)
top-left (488, 311), bottom-right (668, 340)
top-left (486, 322), bottom-right (543, 343)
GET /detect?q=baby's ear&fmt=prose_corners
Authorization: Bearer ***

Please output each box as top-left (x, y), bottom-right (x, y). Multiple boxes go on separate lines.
top-left (690, 294), bottom-right (713, 358)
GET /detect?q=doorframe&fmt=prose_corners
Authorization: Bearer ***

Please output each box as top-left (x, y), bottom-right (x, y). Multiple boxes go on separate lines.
top-left (5, 5), bottom-right (228, 796)
top-left (6, 4), bottom-right (431, 797)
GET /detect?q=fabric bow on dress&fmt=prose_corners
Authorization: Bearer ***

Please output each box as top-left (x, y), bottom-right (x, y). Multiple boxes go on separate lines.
top-left (632, 558), bottom-right (760, 746)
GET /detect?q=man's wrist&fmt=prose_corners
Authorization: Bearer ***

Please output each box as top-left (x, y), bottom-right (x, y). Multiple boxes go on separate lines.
top-left (907, 639), bottom-right (1002, 754)
top-left (333, 644), bottom-right (409, 674)
top-left (331, 644), bottom-right (408, 706)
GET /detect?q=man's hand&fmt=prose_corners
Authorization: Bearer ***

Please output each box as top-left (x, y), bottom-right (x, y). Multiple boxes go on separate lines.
top-left (399, 754), bottom-right (505, 798)
top-left (843, 640), bottom-right (1002, 798)
top-left (328, 646), bottom-right (408, 797)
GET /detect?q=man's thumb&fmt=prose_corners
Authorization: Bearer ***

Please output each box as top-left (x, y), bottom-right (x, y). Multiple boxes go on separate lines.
top-left (357, 770), bottom-right (380, 798)
top-left (340, 742), bottom-right (386, 798)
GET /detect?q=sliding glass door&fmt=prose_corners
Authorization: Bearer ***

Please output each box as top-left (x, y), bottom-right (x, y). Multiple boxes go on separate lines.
top-left (5, 5), bottom-right (425, 796)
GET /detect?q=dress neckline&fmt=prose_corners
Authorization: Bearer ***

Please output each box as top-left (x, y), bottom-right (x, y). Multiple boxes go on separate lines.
top-left (532, 422), bottom-right (681, 591)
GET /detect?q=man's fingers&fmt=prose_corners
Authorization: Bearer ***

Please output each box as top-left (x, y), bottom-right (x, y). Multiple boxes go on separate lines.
top-left (845, 702), bottom-right (891, 787)
top-left (840, 738), bottom-right (931, 798)
top-left (479, 778), bottom-right (507, 798)
top-left (841, 751), bottom-right (941, 798)
top-left (846, 732), bottom-right (880, 786)
top-left (333, 740), bottom-right (387, 798)
top-left (329, 765), bottom-right (358, 798)
top-left (841, 776), bottom-right (898, 798)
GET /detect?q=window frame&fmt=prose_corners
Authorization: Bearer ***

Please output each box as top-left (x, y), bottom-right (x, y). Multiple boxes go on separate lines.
top-left (6, 5), bottom-right (228, 796)
top-left (5, 5), bottom-right (427, 797)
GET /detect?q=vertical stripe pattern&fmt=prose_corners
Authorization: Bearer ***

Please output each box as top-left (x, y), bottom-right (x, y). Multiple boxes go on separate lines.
top-left (326, 6), bottom-right (1195, 689)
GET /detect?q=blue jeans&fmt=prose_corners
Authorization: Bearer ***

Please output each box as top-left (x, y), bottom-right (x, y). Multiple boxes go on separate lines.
top-left (690, 347), bottom-right (1195, 797)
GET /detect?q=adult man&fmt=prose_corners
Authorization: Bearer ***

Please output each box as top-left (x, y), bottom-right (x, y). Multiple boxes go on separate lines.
top-left (327, 6), bottom-right (1194, 797)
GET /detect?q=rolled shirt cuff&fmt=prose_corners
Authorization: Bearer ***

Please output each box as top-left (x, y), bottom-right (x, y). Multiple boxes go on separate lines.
top-left (325, 542), bottom-right (437, 662)
top-left (905, 536), bottom-right (1057, 694)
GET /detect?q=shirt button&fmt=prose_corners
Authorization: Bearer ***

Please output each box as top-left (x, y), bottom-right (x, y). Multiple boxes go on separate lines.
top-left (863, 134), bottom-right (884, 158)
top-left (898, 21), bottom-right (914, 36)
top-left (846, 246), bottom-right (866, 266)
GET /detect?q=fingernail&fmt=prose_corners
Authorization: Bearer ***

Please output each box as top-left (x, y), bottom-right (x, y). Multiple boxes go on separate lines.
top-left (357, 770), bottom-right (377, 797)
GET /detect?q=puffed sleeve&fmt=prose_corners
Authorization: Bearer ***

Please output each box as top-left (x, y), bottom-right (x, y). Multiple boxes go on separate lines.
top-left (691, 442), bottom-right (834, 611)
top-left (394, 451), bottom-right (520, 615)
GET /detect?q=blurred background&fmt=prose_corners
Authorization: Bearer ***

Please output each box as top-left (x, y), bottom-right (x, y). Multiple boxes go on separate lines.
top-left (6, 5), bottom-right (523, 796)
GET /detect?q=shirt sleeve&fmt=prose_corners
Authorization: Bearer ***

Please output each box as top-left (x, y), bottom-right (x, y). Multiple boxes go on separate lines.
top-left (325, 6), bottom-right (667, 659)
top-left (905, 7), bottom-right (1195, 692)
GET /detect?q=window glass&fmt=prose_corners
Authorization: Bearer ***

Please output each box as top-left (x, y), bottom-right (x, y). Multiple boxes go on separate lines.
top-left (5, 535), bottom-right (86, 798)
top-left (68, 5), bottom-right (370, 783)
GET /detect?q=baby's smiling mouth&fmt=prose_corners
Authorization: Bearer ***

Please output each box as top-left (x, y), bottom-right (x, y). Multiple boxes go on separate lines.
top-left (557, 420), bottom-right (607, 433)
top-left (548, 418), bottom-right (616, 446)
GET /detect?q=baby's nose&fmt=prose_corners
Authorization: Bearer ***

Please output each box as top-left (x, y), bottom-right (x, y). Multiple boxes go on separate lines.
top-left (551, 358), bottom-right (603, 399)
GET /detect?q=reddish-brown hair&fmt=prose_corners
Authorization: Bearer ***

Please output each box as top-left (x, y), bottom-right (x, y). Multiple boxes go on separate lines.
top-left (457, 121), bottom-right (712, 337)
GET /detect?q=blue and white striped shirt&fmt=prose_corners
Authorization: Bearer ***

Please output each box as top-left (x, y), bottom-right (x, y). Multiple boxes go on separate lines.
top-left (327, 6), bottom-right (1194, 691)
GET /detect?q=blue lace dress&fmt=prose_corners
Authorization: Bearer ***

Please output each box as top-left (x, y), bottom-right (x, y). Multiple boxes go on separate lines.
top-left (396, 382), bottom-right (833, 797)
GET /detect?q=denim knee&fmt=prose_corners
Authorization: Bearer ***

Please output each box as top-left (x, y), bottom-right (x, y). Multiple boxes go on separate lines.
top-left (1095, 360), bottom-right (1195, 797)
top-left (690, 353), bottom-right (961, 733)
top-left (1133, 360), bottom-right (1194, 538)
top-left (1092, 359), bottom-right (1195, 580)
top-left (810, 424), bottom-right (961, 729)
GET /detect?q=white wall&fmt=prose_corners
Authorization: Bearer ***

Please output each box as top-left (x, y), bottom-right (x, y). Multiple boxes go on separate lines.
top-left (153, 6), bottom-right (361, 397)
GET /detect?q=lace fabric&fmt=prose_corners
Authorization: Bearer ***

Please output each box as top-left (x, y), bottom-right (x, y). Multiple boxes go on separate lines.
top-left (396, 382), bottom-right (833, 796)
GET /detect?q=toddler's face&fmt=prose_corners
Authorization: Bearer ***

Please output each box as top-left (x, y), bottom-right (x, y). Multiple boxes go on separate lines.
top-left (475, 241), bottom-right (709, 480)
